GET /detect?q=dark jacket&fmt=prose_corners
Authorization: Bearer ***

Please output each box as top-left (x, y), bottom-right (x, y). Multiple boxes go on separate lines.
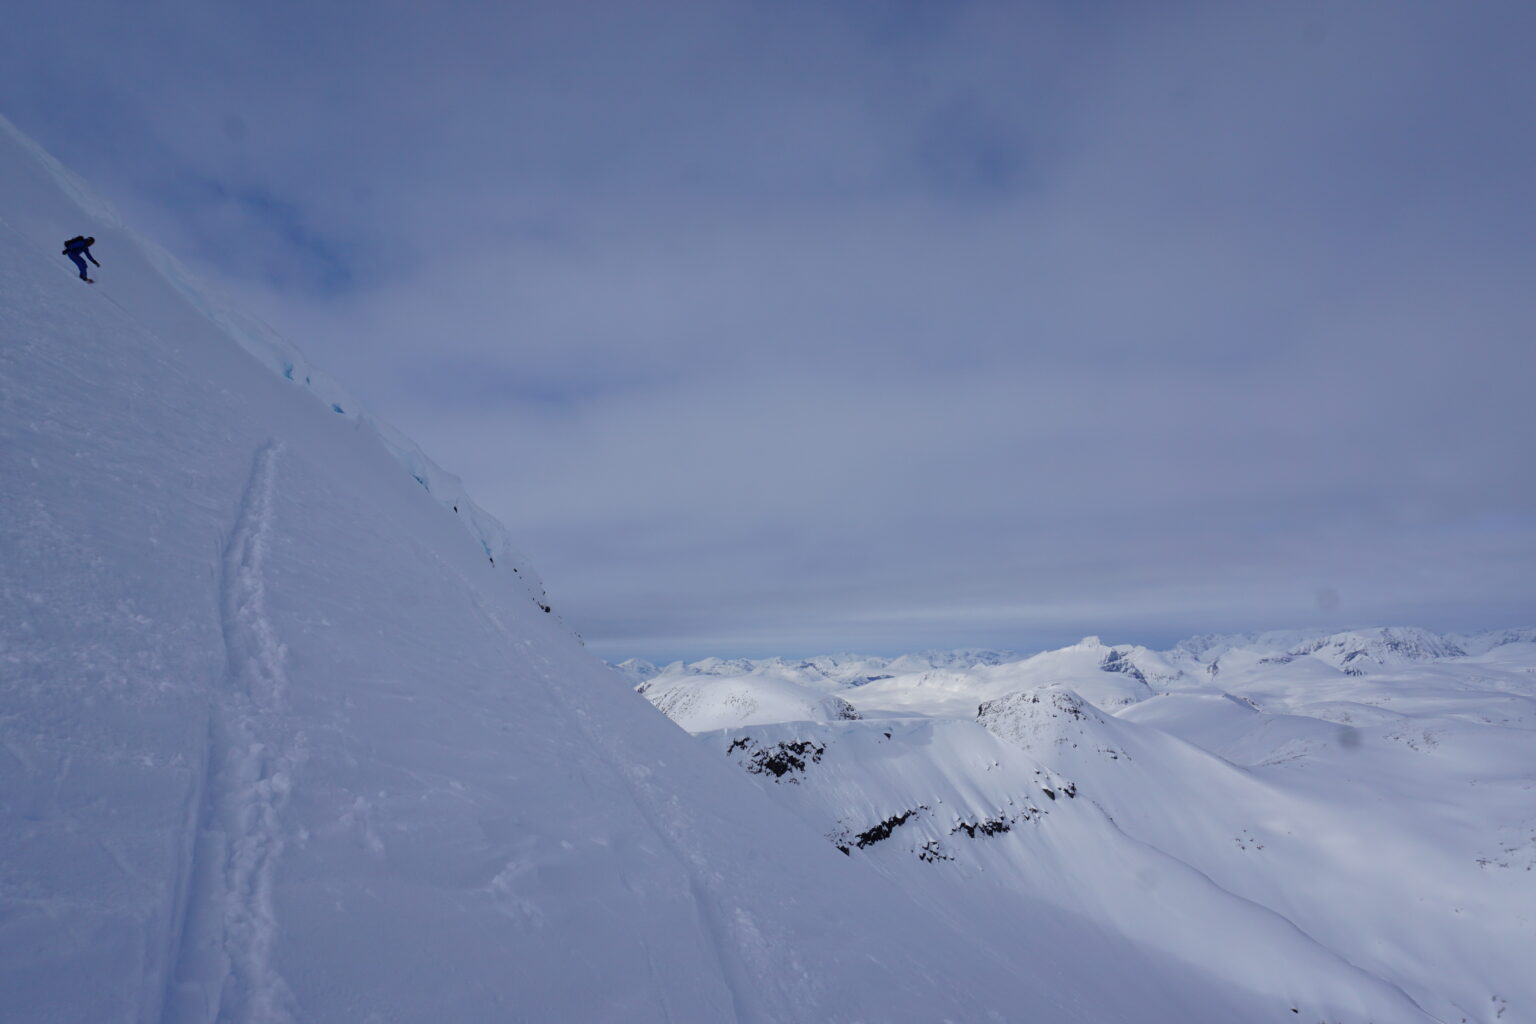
top-left (62, 236), bottom-right (99, 266)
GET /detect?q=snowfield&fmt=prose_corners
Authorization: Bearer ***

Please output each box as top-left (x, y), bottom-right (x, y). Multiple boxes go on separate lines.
top-left (2, 109), bottom-right (1530, 1023)
top-left (639, 628), bottom-right (1536, 1024)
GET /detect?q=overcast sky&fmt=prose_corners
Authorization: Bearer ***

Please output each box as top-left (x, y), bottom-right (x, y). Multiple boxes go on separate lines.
top-left (6, 1), bottom-right (1534, 661)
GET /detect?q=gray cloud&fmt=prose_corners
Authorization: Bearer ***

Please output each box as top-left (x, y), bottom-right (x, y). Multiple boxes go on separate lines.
top-left (6, 1), bottom-right (1534, 659)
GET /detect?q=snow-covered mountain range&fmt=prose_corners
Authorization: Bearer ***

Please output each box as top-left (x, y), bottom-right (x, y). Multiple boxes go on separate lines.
top-left (4, 107), bottom-right (1531, 1023)
top-left (634, 628), bottom-right (1536, 1023)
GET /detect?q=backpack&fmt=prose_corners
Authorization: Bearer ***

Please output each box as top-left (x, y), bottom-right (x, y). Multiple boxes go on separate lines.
top-left (62, 236), bottom-right (86, 255)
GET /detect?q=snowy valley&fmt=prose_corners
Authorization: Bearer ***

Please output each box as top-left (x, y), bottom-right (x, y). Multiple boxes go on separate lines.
top-left (3, 107), bottom-right (1533, 1024)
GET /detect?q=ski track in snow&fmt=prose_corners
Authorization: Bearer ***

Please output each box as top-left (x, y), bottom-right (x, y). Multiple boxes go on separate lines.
top-left (162, 441), bottom-right (301, 1024)
top-left (450, 568), bottom-right (760, 1023)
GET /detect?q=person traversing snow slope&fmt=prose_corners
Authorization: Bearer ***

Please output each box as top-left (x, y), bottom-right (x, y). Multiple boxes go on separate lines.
top-left (62, 234), bottom-right (99, 282)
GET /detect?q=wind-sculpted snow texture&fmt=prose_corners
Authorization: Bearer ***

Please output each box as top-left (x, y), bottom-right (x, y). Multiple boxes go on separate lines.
top-left (0, 115), bottom-right (1113, 1023)
top-left (642, 629), bottom-right (1536, 1023)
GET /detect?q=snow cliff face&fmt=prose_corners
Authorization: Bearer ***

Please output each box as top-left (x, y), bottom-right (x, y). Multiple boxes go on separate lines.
top-left (642, 629), bottom-right (1536, 1024)
top-left (0, 113), bottom-right (1104, 1023)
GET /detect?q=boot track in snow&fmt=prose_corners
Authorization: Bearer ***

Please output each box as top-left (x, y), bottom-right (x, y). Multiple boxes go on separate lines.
top-left (162, 440), bottom-right (302, 1024)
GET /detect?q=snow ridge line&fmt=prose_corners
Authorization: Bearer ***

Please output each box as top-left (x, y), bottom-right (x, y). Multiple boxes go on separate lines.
top-left (165, 440), bottom-right (300, 1024)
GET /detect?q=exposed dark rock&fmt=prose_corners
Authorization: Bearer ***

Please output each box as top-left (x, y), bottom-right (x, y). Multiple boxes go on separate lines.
top-left (827, 825), bottom-right (853, 855)
top-left (854, 808), bottom-right (923, 849)
top-left (727, 738), bottom-right (827, 781)
top-left (917, 840), bottom-right (952, 863)
top-left (829, 697), bottom-right (862, 721)
top-left (952, 816), bottom-right (1012, 839)
top-left (1099, 648), bottom-right (1148, 685)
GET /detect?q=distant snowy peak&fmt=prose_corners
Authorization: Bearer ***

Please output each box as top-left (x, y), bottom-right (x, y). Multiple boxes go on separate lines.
top-left (979, 685), bottom-right (1108, 734)
top-left (1170, 629), bottom-right (1336, 663)
top-left (1097, 646), bottom-right (1146, 682)
top-left (620, 626), bottom-right (1536, 723)
top-left (611, 657), bottom-right (659, 683)
top-left (617, 648), bottom-right (1018, 688)
top-left (1172, 625), bottom-right (1536, 667)
top-left (687, 656), bottom-right (764, 676)
top-left (1454, 627), bottom-right (1536, 656)
top-left (1096, 641), bottom-right (1185, 689)
top-left (1285, 627), bottom-right (1467, 675)
top-left (977, 687), bottom-right (1126, 770)
top-left (977, 639), bottom-right (1169, 712)
top-left (880, 648), bottom-right (1018, 673)
top-left (639, 673), bottom-right (860, 732)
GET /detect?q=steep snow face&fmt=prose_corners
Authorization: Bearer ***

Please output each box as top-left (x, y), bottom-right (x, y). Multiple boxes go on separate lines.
top-left (643, 632), bottom-right (1536, 1024)
top-left (0, 114), bottom-right (1104, 1023)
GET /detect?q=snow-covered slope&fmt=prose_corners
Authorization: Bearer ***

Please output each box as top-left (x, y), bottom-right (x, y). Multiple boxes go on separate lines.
top-left (633, 636), bottom-right (1182, 722)
top-left (637, 673), bottom-right (860, 731)
top-left (642, 629), bottom-right (1536, 1023)
top-left (0, 114), bottom-right (1105, 1023)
